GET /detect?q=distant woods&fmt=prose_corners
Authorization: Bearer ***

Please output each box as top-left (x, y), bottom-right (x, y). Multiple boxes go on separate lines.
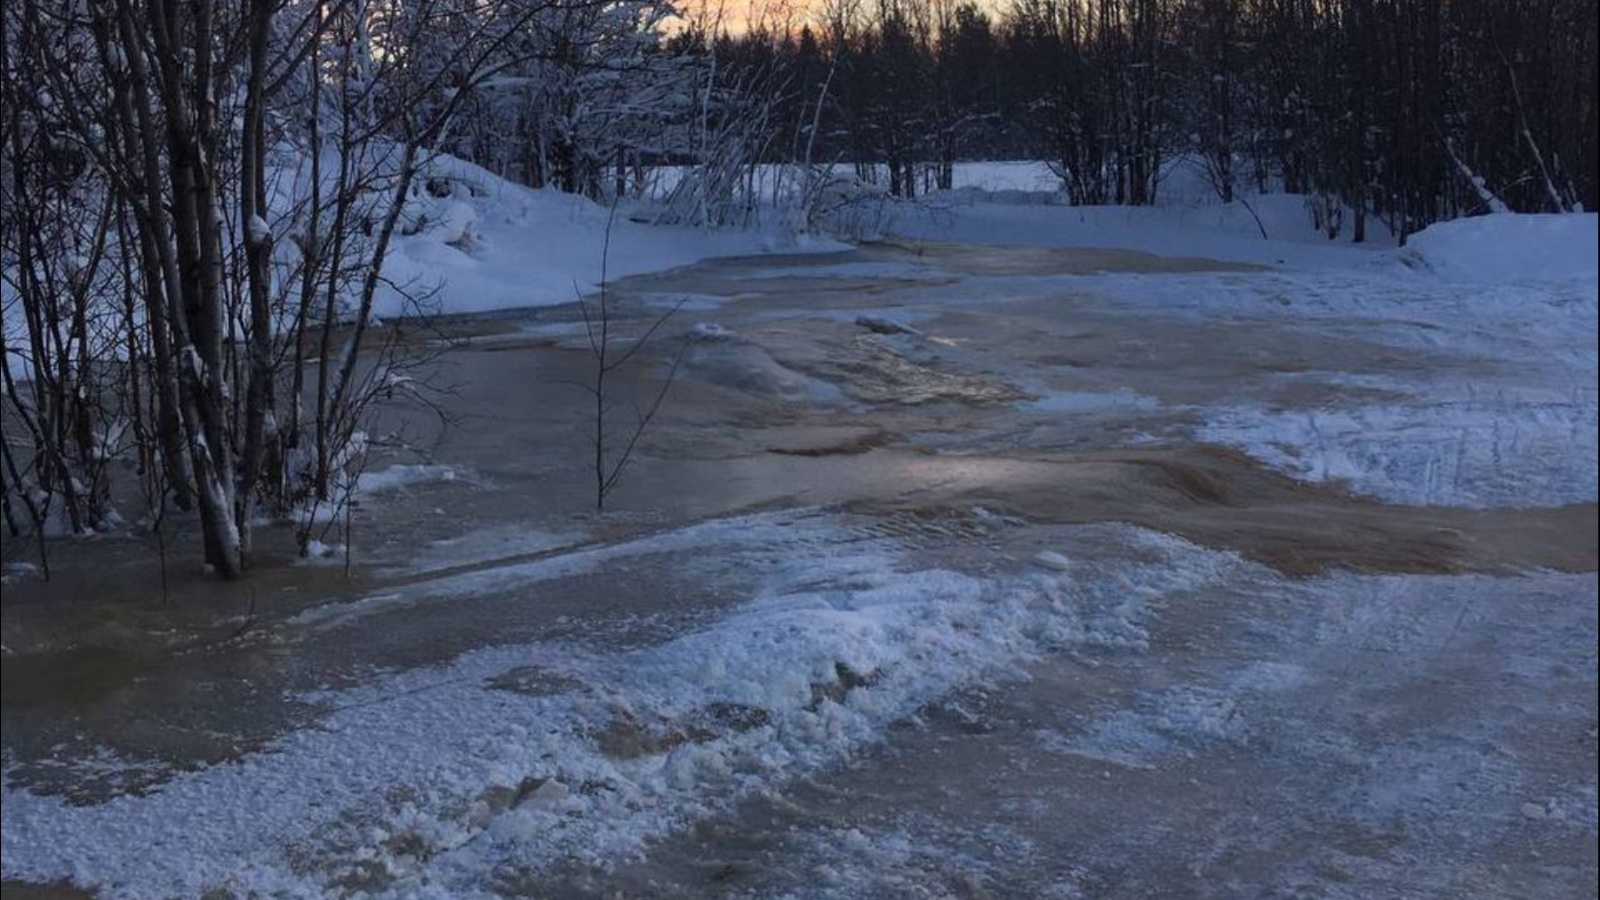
top-left (649, 0), bottom-right (1595, 239)
top-left (1, 0), bottom-right (1595, 579)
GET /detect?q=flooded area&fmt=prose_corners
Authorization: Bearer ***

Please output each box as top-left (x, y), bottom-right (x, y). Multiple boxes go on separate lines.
top-left (3, 240), bottom-right (1596, 898)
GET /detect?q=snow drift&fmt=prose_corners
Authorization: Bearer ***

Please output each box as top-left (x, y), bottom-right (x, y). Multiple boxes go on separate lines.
top-left (1399, 213), bottom-right (1599, 283)
top-left (378, 155), bottom-right (846, 318)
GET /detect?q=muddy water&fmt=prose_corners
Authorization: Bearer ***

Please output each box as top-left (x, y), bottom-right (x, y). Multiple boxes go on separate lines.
top-left (3, 241), bottom-right (1595, 897)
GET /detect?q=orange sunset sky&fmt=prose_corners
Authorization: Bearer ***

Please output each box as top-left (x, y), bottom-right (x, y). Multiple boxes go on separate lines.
top-left (670, 0), bottom-right (1008, 34)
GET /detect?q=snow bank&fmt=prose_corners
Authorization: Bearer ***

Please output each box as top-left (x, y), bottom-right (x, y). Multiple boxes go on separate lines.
top-left (1398, 213), bottom-right (1599, 284)
top-left (0, 513), bottom-right (1245, 899)
top-left (888, 192), bottom-right (1390, 269)
top-left (379, 155), bottom-right (847, 318)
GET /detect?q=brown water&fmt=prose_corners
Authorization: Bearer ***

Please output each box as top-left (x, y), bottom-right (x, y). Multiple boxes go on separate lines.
top-left (3, 241), bottom-right (1594, 898)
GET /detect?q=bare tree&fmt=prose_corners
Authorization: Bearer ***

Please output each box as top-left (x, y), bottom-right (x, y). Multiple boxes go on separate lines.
top-left (576, 207), bottom-right (686, 511)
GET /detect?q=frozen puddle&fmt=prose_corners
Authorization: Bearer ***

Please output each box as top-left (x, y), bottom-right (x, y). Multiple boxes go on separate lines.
top-left (0, 515), bottom-right (1244, 898)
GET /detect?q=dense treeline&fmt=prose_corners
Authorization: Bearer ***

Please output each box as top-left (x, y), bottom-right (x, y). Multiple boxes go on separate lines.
top-left (681, 0), bottom-right (1597, 240)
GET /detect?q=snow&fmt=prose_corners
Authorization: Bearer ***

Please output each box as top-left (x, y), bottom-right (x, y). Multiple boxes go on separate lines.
top-left (873, 159), bottom-right (1398, 270)
top-left (688, 321), bottom-right (735, 341)
top-left (377, 156), bottom-right (848, 318)
top-left (1032, 550), bottom-right (1071, 571)
top-left (1398, 213), bottom-right (1599, 284)
top-left (6, 158), bottom-right (1597, 896)
top-left (639, 157), bottom-right (1401, 268)
top-left (246, 213), bottom-right (272, 247)
top-left (888, 195), bottom-right (1388, 269)
top-left (644, 160), bottom-right (1067, 202)
top-left (717, 565), bottom-right (1598, 900)
top-left (940, 161), bottom-right (1073, 193)
top-left (355, 463), bottom-right (462, 495)
top-left (1200, 392), bottom-right (1599, 508)
top-left (1008, 260), bottom-right (1596, 507)
top-left (884, 171), bottom-right (1594, 284)
top-left (0, 516), bottom-right (1245, 898)
top-left (1062, 683), bottom-right (1252, 768)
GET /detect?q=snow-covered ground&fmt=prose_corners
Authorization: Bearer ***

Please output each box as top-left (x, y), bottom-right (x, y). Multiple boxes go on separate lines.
top-left (375, 155), bottom-right (848, 317)
top-left (890, 194), bottom-right (1391, 268)
top-left (3, 181), bottom-right (1595, 898)
top-left (1398, 212), bottom-right (1599, 283)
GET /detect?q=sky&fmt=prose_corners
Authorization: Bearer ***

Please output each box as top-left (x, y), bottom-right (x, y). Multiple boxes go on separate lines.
top-left (670, 0), bottom-right (1007, 35)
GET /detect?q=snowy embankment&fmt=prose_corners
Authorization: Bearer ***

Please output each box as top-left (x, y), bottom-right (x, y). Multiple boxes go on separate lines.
top-left (882, 159), bottom-right (1398, 269)
top-left (0, 513), bottom-right (1244, 897)
top-left (891, 191), bottom-right (1390, 269)
top-left (645, 158), bottom-right (1393, 269)
top-left (1397, 212), bottom-right (1599, 283)
top-left (377, 155), bottom-right (845, 318)
top-left (156, 154), bottom-right (1600, 329)
top-left (0, 153), bottom-right (845, 381)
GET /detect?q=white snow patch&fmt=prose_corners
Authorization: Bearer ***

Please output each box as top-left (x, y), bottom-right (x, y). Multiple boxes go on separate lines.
top-left (1399, 213), bottom-right (1598, 284)
top-left (377, 156), bottom-right (848, 318)
top-left (888, 192), bottom-right (1389, 270)
top-left (1060, 685), bottom-right (1251, 768)
top-left (1226, 661), bottom-right (1312, 693)
top-left (1032, 550), bottom-right (1072, 572)
top-left (688, 322), bottom-right (735, 342)
top-left (1200, 393), bottom-right (1598, 508)
top-left (355, 464), bottom-right (462, 495)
